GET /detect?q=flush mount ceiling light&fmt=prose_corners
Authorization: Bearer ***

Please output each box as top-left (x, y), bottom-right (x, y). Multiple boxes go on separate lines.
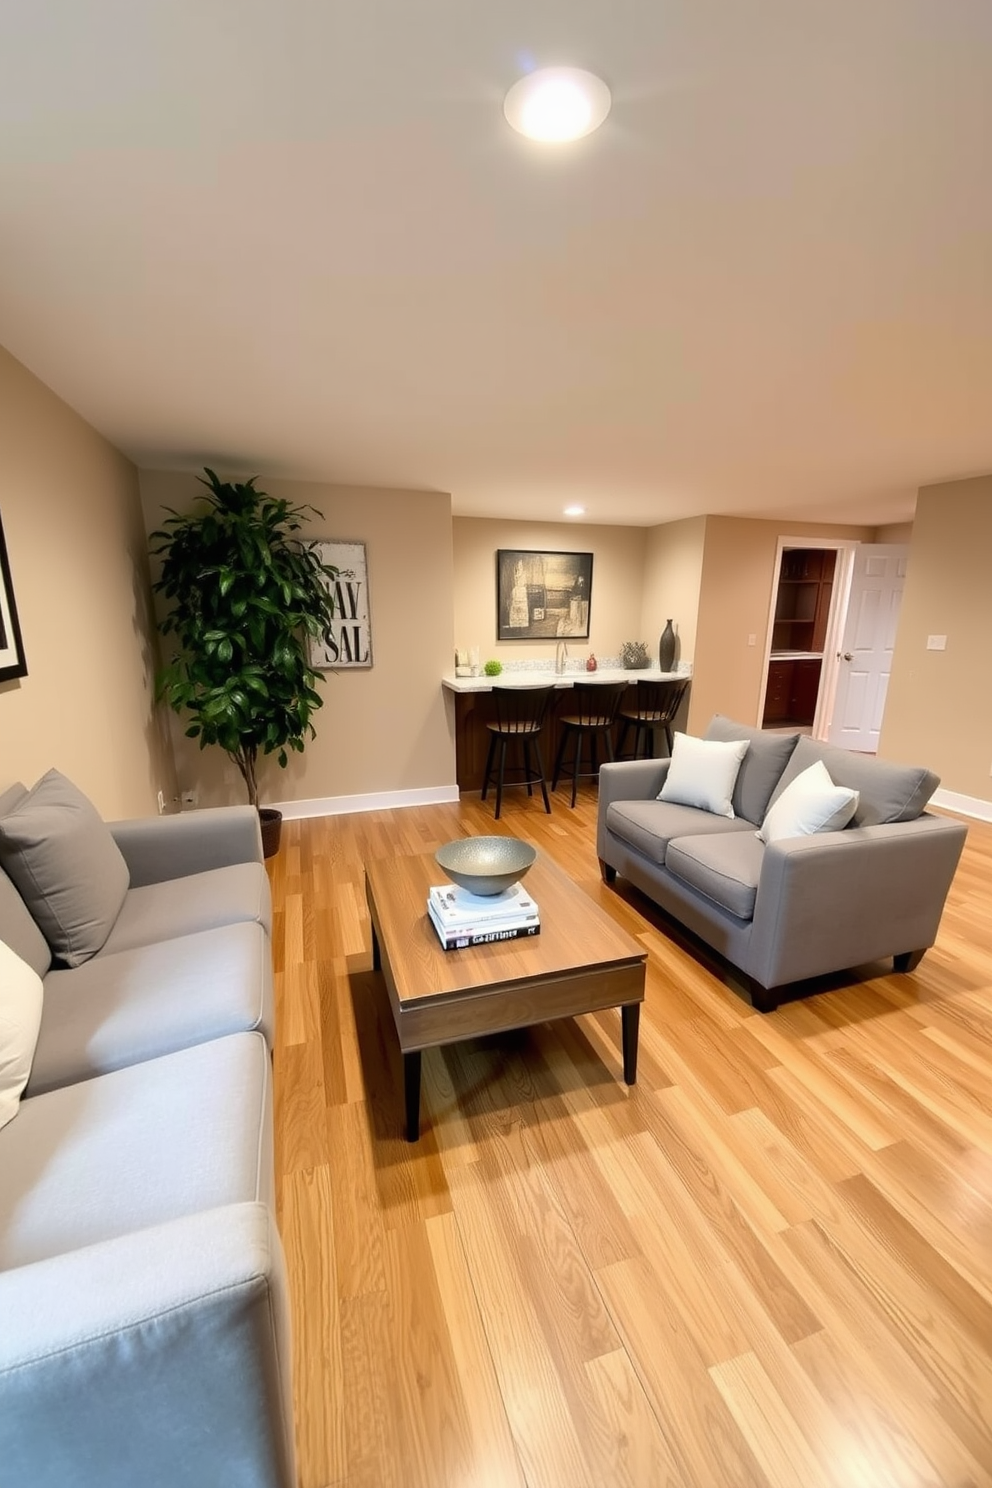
top-left (564, 505), bottom-right (586, 516)
top-left (503, 67), bottom-right (611, 143)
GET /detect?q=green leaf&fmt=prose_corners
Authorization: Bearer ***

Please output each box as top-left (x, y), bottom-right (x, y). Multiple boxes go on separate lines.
top-left (150, 465), bottom-right (332, 803)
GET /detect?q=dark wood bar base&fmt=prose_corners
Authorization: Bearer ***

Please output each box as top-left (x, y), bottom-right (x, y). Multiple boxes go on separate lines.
top-left (451, 682), bottom-right (689, 793)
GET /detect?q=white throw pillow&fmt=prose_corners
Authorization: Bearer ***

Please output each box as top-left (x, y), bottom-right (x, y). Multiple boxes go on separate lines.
top-left (0, 938), bottom-right (44, 1131)
top-left (759, 759), bottom-right (860, 844)
top-left (658, 733), bottom-right (749, 819)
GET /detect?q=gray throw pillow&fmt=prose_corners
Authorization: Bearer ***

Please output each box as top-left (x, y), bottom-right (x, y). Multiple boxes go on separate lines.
top-left (768, 736), bottom-right (939, 827)
top-left (0, 769), bottom-right (130, 967)
top-left (704, 716), bottom-right (800, 824)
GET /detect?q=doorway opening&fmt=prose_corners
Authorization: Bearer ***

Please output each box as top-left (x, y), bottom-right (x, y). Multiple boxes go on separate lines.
top-left (759, 540), bottom-right (857, 739)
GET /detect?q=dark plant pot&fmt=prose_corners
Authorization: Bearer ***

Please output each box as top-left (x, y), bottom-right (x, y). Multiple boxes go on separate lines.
top-left (259, 807), bottom-right (283, 859)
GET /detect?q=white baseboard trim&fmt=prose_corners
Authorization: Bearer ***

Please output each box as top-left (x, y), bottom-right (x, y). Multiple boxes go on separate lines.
top-left (931, 787), bottom-right (992, 823)
top-left (270, 784), bottom-right (461, 819)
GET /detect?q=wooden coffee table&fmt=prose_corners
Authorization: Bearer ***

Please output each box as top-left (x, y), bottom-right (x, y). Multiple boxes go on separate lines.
top-left (365, 848), bottom-right (647, 1139)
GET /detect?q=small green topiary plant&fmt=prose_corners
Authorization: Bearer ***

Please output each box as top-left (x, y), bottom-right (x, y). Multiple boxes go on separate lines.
top-left (484, 659), bottom-right (503, 676)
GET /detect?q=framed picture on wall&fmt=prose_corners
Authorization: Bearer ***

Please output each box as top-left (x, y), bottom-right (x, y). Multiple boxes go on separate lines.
top-left (0, 510), bottom-right (27, 682)
top-left (496, 549), bottom-right (593, 641)
top-left (308, 540), bottom-right (373, 668)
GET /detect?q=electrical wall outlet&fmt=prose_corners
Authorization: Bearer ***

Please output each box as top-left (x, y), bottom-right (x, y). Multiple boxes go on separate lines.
top-left (747, 633), bottom-right (757, 647)
top-left (157, 789), bottom-right (166, 815)
top-left (926, 634), bottom-right (947, 650)
top-left (181, 789), bottom-right (198, 809)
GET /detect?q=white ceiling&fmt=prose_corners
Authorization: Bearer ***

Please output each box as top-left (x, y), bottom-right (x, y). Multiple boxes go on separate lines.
top-left (2, 2), bottom-right (992, 527)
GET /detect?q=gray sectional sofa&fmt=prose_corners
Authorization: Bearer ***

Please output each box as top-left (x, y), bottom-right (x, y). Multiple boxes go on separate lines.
top-left (0, 773), bottom-right (295, 1488)
top-left (597, 717), bottom-right (967, 1011)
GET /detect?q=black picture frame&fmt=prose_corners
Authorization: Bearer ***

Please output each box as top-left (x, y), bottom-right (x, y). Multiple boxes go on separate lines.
top-left (0, 511), bottom-right (27, 682)
top-left (496, 549), bottom-right (593, 641)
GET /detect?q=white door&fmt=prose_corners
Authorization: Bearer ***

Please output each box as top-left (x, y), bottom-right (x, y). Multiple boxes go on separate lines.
top-left (827, 544), bottom-right (908, 752)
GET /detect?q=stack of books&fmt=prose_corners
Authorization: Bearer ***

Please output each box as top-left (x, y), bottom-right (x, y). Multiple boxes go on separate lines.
top-left (427, 881), bottom-right (541, 951)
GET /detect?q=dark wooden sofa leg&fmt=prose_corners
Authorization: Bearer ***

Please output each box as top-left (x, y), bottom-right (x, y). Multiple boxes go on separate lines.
top-left (599, 858), bottom-right (617, 885)
top-left (894, 949), bottom-right (926, 973)
top-left (748, 980), bottom-right (779, 1014)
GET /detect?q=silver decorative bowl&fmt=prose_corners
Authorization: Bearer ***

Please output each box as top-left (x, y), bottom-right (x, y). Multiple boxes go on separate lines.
top-left (434, 836), bottom-right (537, 897)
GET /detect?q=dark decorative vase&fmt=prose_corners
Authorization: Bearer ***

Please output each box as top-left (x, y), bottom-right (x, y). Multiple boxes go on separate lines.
top-left (658, 619), bottom-right (677, 672)
top-left (259, 807), bottom-right (283, 859)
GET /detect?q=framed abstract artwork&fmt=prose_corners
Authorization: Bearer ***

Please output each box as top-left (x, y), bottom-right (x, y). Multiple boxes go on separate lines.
top-left (0, 511), bottom-right (27, 682)
top-left (496, 549), bottom-right (593, 640)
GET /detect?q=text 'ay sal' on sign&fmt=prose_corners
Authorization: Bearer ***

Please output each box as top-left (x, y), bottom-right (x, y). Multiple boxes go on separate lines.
top-left (310, 540), bottom-right (373, 669)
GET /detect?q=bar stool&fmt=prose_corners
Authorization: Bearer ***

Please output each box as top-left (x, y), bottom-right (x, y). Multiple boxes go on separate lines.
top-left (616, 677), bottom-right (690, 760)
top-left (552, 680), bottom-right (628, 808)
top-left (481, 685), bottom-right (555, 820)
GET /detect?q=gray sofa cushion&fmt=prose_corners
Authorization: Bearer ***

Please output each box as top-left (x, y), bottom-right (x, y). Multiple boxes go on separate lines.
top-left (0, 771), bottom-right (130, 968)
top-left (704, 715), bottom-right (800, 824)
top-left (0, 1031), bottom-right (272, 1269)
top-left (665, 832), bottom-right (766, 922)
top-left (0, 784), bottom-right (27, 816)
top-left (0, 866), bottom-right (51, 979)
top-left (770, 736), bottom-right (939, 827)
top-left (606, 799), bottom-right (757, 867)
top-left (100, 862), bottom-right (272, 956)
top-left (26, 921), bottom-right (273, 1096)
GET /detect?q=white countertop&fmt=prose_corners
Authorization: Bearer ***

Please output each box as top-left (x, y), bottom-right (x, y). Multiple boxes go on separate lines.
top-left (442, 667), bottom-right (688, 693)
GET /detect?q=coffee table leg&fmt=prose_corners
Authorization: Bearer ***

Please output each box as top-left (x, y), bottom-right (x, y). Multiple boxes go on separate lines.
top-left (404, 1051), bottom-right (422, 1141)
top-left (621, 1004), bottom-right (640, 1084)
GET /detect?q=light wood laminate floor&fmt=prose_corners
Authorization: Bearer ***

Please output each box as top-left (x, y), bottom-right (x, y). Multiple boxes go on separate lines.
top-left (267, 787), bottom-right (992, 1488)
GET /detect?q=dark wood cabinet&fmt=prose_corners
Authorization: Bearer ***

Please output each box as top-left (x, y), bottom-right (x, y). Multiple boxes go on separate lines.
top-left (763, 658), bottom-right (822, 727)
top-left (763, 660), bottom-right (793, 724)
top-left (771, 548), bottom-right (836, 654)
top-left (762, 546), bottom-right (835, 728)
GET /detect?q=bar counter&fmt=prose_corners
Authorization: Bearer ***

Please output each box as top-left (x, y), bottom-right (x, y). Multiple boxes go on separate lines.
top-left (442, 667), bottom-right (691, 791)
top-left (442, 666), bottom-right (685, 693)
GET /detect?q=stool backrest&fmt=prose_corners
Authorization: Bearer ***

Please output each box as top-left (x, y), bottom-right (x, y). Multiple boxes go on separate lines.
top-left (627, 677), bottom-right (689, 723)
top-left (491, 684), bottom-right (555, 734)
top-left (566, 680), bottom-right (629, 727)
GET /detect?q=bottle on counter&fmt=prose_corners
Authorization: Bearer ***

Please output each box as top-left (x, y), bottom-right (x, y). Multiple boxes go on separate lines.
top-left (586, 653), bottom-right (598, 672)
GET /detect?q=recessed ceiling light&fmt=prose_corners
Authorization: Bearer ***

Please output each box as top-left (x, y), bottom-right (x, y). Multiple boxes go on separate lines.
top-left (564, 505), bottom-right (586, 516)
top-left (503, 67), bottom-right (611, 143)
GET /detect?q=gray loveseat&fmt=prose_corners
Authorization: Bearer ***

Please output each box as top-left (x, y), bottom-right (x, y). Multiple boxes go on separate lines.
top-left (0, 774), bottom-right (295, 1488)
top-left (597, 717), bottom-right (967, 1011)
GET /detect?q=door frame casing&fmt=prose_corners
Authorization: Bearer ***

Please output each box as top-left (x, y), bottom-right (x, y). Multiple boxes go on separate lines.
top-left (758, 538), bottom-right (859, 737)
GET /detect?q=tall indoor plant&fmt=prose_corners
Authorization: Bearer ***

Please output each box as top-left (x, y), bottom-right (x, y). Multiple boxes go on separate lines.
top-left (151, 468), bottom-right (338, 855)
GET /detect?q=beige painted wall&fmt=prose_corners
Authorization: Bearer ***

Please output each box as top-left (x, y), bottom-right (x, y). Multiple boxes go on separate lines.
top-left (689, 516), bottom-right (874, 732)
top-left (452, 517), bottom-right (645, 666)
top-left (140, 471), bottom-right (455, 808)
top-left (0, 346), bottom-right (171, 817)
top-left (640, 516), bottom-right (707, 668)
top-left (881, 476), bottom-right (992, 800)
top-left (875, 521), bottom-right (915, 544)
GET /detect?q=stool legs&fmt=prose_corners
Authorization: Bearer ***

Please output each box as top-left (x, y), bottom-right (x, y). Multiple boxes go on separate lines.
top-left (495, 736), bottom-right (507, 820)
top-left (552, 724), bottom-right (615, 807)
top-left (483, 730), bottom-right (551, 819)
top-left (616, 718), bottom-right (631, 759)
top-left (532, 739), bottom-right (551, 813)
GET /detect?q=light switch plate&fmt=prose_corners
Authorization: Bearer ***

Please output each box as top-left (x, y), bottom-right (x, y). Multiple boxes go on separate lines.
top-left (926, 634), bottom-right (947, 650)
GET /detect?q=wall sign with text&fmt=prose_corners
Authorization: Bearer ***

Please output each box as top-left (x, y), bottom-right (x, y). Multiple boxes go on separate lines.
top-left (309, 540), bottom-right (373, 669)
